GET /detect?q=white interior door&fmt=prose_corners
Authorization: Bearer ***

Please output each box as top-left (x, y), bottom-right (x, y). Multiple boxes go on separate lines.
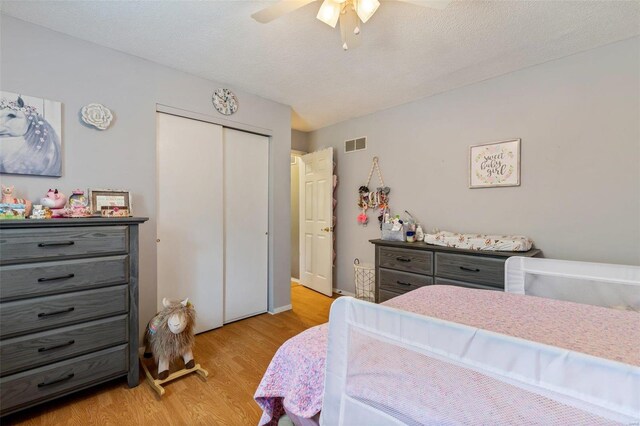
top-left (157, 113), bottom-right (224, 333)
top-left (223, 128), bottom-right (269, 323)
top-left (299, 147), bottom-right (334, 297)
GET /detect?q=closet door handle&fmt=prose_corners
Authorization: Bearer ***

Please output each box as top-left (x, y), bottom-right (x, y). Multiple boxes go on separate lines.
top-left (459, 266), bottom-right (480, 273)
top-left (38, 273), bottom-right (75, 283)
top-left (396, 257), bottom-right (411, 262)
top-left (38, 307), bottom-right (75, 318)
top-left (396, 281), bottom-right (412, 286)
top-left (38, 340), bottom-right (75, 352)
top-left (38, 241), bottom-right (75, 248)
top-left (38, 373), bottom-right (74, 387)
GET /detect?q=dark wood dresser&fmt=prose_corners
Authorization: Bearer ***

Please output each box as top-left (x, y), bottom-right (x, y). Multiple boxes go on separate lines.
top-left (371, 239), bottom-right (541, 303)
top-left (0, 217), bottom-right (147, 416)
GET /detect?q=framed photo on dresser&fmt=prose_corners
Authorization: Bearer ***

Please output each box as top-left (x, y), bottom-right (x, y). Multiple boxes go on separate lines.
top-left (89, 188), bottom-right (132, 215)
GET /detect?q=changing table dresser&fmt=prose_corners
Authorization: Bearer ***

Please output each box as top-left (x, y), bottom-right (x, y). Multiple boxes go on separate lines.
top-left (371, 239), bottom-right (541, 303)
top-left (0, 217), bottom-right (148, 416)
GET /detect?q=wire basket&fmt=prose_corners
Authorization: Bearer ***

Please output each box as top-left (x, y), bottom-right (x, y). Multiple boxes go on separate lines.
top-left (353, 259), bottom-right (375, 302)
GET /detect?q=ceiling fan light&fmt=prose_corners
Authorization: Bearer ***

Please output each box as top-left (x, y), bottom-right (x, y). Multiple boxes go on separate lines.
top-left (355, 0), bottom-right (380, 23)
top-left (317, 0), bottom-right (341, 28)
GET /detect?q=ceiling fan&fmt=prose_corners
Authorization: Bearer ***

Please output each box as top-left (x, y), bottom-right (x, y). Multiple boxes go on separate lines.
top-left (251, 0), bottom-right (452, 50)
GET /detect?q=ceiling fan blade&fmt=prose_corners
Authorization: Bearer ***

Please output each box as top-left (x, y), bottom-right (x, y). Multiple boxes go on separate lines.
top-left (251, 0), bottom-right (318, 23)
top-left (393, 0), bottom-right (452, 10)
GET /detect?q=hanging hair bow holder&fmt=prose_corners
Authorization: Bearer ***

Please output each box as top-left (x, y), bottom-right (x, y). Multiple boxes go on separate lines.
top-left (357, 157), bottom-right (390, 227)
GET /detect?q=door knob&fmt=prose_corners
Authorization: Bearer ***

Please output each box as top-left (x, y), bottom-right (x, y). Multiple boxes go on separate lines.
top-left (322, 227), bottom-right (333, 232)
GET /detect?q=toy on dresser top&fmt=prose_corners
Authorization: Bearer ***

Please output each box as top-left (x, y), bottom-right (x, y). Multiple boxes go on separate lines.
top-left (40, 188), bottom-right (67, 217)
top-left (0, 185), bottom-right (31, 219)
top-left (41, 188), bottom-right (91, 217)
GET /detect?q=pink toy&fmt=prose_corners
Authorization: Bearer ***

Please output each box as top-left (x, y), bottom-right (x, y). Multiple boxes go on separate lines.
top-left (357, 212), bottom-right (368, 225)
top-left (1, 185), bottom-right (32, 217)
top-left (40, 189), bottom-right (67, 217)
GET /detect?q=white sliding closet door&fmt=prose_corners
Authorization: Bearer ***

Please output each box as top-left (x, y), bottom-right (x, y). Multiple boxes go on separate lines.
top-left (157, 113), bottom-right (224, 333)
top-left (223, 128), bottom-right (269, 323)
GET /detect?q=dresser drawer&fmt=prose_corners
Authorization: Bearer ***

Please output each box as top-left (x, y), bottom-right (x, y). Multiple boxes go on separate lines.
top-left (0, 255), bottom-right (129, 302)
top-left (0, 315), bottom-right (128, 377)
top-left (379, 289), bottom-right (403, 303)
top-left (0, 226), bottom-right (128, 264)
top-left (0, 286), bottom-right (128, 338)
top-left (0, 344), bottom-right (127, 415)
top-left (379, 269), bottom-right (433, 294)
top-left (379, 246), bottom-right (433, 274)
top-left (435, 253), bottom-right (505, 288)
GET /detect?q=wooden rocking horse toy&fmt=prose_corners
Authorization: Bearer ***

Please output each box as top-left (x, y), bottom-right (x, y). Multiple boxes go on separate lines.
top-left (142, 297), bottom-right (208, 396)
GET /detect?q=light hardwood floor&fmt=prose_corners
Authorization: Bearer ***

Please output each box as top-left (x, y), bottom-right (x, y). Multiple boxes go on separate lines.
top-left (5, 283), bottom-right (338, 426)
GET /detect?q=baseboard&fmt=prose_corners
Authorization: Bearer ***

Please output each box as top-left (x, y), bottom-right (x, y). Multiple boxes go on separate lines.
top-left (269, 304), bottom-right (292, 315)
top-left (290, 277), bottom-right (300, 284)
top-left (333, 288), bottom-right (355, 297)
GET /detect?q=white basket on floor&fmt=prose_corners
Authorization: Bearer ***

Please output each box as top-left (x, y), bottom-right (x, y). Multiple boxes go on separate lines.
top-left (354, 259), bottom-right (375, 302)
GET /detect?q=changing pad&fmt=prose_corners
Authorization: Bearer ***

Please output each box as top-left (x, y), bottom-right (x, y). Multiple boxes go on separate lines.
top-left (424, 230), bottom-right (533, 252)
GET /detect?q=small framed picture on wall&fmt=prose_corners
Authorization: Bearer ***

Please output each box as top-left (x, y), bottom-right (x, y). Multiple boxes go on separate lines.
top-left (469, 139), bottom-right (521, 188)
top-left (89, 188), bottom-right (132, 215)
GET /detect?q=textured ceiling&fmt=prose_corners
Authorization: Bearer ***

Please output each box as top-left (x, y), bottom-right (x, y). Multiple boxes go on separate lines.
top-left (1, 1), bottom-right (638, 131)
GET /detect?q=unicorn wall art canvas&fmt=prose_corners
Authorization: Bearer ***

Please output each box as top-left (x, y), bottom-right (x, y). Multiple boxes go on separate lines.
top-left (0, 91), bottom-right (62, 177)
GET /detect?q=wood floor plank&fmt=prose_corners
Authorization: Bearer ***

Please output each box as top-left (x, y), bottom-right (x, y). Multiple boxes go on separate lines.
top-left (3, 283), bottom-right (337, 426)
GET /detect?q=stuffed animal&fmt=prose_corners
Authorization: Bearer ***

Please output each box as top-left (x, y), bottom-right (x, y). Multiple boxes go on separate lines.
top-left (40, 189), bottom-right (67, 217)
top-left (144, 298), bottom-right (196, 379)
top-left (1, 185), bottom-right (32, 216)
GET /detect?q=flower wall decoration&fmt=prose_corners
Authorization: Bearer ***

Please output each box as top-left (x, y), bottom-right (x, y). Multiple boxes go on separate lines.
top-left (81, 103), bottom-right (113, 130)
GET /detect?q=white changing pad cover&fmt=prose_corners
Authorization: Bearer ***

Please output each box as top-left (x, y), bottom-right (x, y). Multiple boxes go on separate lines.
top-left (425, 230), bottom-right (533, 251)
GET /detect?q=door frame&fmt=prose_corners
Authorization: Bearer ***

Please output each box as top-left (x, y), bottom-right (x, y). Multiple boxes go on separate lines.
top-left (155, 104), bottom-right (274, 314)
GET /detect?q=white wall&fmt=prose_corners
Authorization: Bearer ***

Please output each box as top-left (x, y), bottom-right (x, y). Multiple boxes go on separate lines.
top-left (0, 15), bottom-right (293, 339)
top-left (309, 37), bottom-right (640, 293)
top-left (292, 129), bottom-right (310, 152)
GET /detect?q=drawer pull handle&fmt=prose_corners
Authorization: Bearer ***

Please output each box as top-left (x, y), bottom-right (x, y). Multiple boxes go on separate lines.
top-left (38, 307), bottom-right (75, 318)
top-left (38, 241), bottom-right (75, 247)
top-left (38, 340), bottom-right (75, 352)
top-left (38, 373), bottom-right (74, 388)
top-left (396, 257), bottom-right (412, 262)
top-left (460, 266), bottom-right (480, 273)
top-left (396, 281), bottom-right (412, 286)
top-left (38, 273), bottom-right (75, 283)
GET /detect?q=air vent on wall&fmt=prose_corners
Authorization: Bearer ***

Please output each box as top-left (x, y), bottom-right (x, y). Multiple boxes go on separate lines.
top-left (345, 137), bottom-right (367, 153)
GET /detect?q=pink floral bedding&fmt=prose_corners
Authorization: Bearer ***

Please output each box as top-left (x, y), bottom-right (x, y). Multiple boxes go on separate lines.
top-left (254, 285), bottom-right (640, 425)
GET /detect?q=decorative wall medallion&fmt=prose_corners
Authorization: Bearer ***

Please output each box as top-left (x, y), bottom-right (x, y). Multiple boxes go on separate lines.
top-left (81, 103), bottom-right (113, 130)
top-left (212, 88), bottom-right (238, 115)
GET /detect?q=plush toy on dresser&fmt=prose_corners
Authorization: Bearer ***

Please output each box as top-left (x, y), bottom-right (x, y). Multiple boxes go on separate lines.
top-left (143, 298), bottom-right (196, 380)
top-left (1, 184), bottom-right (32, 217)
top-left (40, 188), bottom-right (67, 217)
